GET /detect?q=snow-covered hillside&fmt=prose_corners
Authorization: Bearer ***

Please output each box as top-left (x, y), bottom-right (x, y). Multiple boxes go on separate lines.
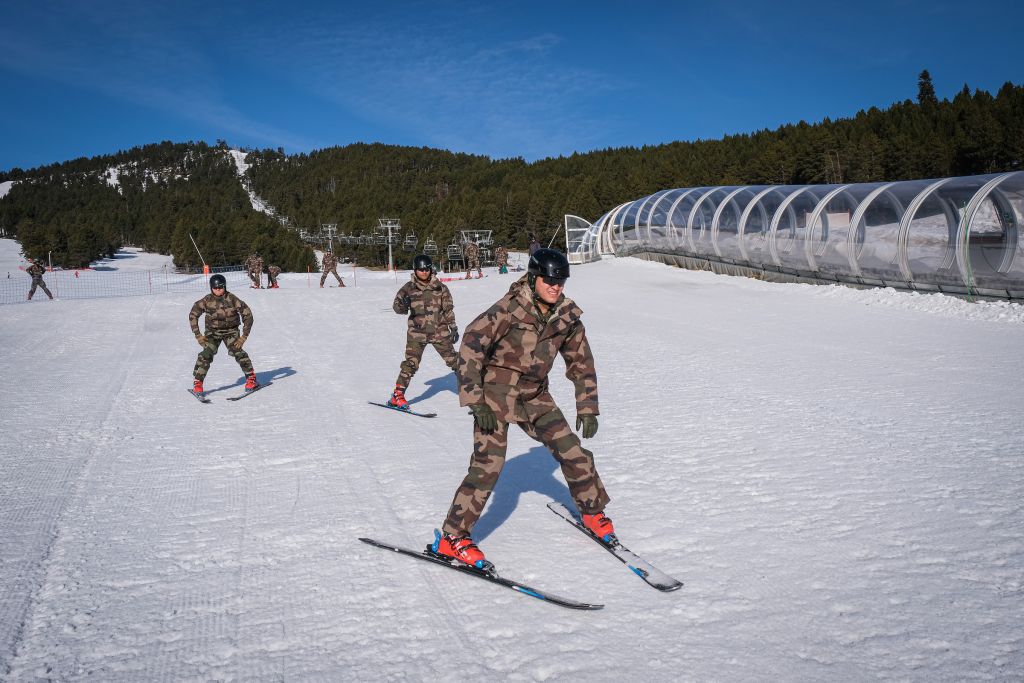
top-left (1, 254), bottom-right (1022, 680)
top-left (228, 149), bottom-right (287, 223)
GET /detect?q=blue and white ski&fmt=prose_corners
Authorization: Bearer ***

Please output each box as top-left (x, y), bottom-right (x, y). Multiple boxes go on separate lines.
top-left (547, 502), bottom-right (683, 592)
top-left (367, 401), bottom-right (437, 418)
top-left (358, 537), bottom-right (603, 610)
top-left (227, 382), bottom-right (271, 401)
top-left (188, 389), bottom-right (211, 404)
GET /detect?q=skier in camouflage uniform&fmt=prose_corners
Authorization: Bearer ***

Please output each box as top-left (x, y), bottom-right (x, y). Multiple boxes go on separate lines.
top-left (386, 254), bottom-right (459, 410)
top-left (462, 240), bottom-right (482, 279)
top-left (431, 248), bottom-right (612, 568)
top-left (494, 245), bottom-right (509, 274)
top-left (26, 258), bottom-right (53, 300)
top-left (266, 264), bottom-right (281, 289)
top-left (188, 273), bottom-right (259, 395)
top-left (320, 251), bottom-right (345, 287)
top-left (245, 253), bottom-right (264, 289)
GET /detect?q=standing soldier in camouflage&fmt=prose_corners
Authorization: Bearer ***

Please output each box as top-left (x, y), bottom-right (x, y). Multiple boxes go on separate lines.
top-left (266, 264), bottom-right (282, 289)
top-left (189, 273), bottom-right (259, 397)
top-left (26, 258), bottom-right (53, 300)
top-left (320, 250), bottom-right (345, 288)
top-left (463, 240), bottom-right (483, 279)
top-left (245, 252), bottom-right (264, 289)
top-left (494, 244), bottom-right (509, 274)
top-left (386, 254), bottom-right (459, 410)
top-left (429, 248), bottom-right (611, 568)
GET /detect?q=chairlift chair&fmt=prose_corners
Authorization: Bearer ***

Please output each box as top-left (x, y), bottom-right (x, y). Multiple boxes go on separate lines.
top-left (446, 241), bottom-right (465, 272)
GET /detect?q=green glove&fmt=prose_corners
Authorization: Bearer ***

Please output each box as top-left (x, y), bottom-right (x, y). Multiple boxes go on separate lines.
top-left (195, 335), bottom-right (207, 347)
top-left (232, 335), bottom-right (247, 351)
top-left (469, 403), bottom-right (497, 433)
top-left (576, 415), bottom-right (599, 439)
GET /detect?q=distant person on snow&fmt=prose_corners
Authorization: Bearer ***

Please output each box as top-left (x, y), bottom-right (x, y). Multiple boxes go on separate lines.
top-left (430, 248), bottom-right (611, 569)
top-left (266, 264), bottom-right (281, 289)
top-left (494, 245), bottom-right (509, 274)
top-left (189, 273), bottom-right (258, 396)
top-left (245, 252), bottom-right (264, 289)
top-left (320, 250), bottom-right (345, 288)
top-left (26, 258), bottom-right (53, 300)
top-left (386, 254), bottom-right (459, 411)
top-left (527, 234), bottom-right (541, 257)
top-left (462, 240), bottom-right (483, 279)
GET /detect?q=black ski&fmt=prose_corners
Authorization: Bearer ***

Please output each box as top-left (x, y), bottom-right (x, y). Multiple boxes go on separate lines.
top-left (547, 502), bottom-right (683, 592)
top-left (358, 537), bottom-right (603, 610)
top-left (367, 401), bottom-right (437, 418)
top-left (227, 382), bottom-right (271, 401)
top-left (188, 389), bottom-right (211, 404)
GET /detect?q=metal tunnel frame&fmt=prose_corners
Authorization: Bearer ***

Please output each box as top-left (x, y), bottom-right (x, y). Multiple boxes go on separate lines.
top-left (566, 172), bottom-right (1024, 299)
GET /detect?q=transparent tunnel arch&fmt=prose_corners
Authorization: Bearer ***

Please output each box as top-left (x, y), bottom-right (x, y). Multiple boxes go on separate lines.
top-left (565, 172), bottom-right (1024, 299)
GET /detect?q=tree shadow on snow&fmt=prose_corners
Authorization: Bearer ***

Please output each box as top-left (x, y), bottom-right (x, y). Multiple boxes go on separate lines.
top-left (471, 446), bottom-right (577, 542)
top-left (206, 366), bottom-right (297, 394)
top-left (408, 372), bottom-right (458, 405)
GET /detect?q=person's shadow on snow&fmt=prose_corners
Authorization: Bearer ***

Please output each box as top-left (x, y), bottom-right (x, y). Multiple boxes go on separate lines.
top-left (472, 446), bottom-right (576, 542)
top-left (207, 366), bottom-right (297, 394)
top-left (408, 373), bottom-right (458, 405)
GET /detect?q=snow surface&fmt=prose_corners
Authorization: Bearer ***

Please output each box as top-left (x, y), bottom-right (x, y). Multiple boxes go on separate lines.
top-left (0, 238), bottom-right (173, 276)
top-left (1, 252), bottom-right (1023, 680)
top-left (0, 180), bottom-right (13, 199)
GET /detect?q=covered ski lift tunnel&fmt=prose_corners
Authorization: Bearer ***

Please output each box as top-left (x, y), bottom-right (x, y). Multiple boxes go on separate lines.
top-left (565, 172), bottom-right (1024, 299)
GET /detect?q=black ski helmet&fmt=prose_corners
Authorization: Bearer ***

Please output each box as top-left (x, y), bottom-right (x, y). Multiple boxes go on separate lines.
top-left (527, 248), bottom-right (570, 283)
top-left (209, 273), bottom-right (227, 291)
top-left (413, 254), bottom-right (433, 271)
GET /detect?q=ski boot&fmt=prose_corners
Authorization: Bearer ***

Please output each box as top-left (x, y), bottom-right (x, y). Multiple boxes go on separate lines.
top-left (192, 378), bottom-right (205, 395)
top-left (244, 372), bottom-right (259, 390)
top-left (582, 511), bottom-right (617, 544)
top-left (387, 384), bottom-right (409, 410)
top-left (432, 530), bottom-right (489, 570)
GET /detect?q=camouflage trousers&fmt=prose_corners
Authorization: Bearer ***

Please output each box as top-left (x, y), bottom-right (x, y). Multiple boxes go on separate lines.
top-left (248, 270), bottom-right (262, 288)
top-left (28, 276), bottom-right (53, 300)
top-left (465, 258), bottom-right (482, 277)
top-left (193, 329), bottom-right (254, 380)
top-left (320, 268), bottom-right (344, 287)
top-left (441, 408), bottom-right (611, 536)
top-left (395, 335), bottom-right (459, 388)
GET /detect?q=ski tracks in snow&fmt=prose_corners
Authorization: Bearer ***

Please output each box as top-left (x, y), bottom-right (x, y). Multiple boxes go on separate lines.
top-left (3, 298), bottom-right (158, 679)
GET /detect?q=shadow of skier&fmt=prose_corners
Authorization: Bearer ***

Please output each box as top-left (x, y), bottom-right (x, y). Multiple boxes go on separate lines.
top-left (472, 445), bottom-right (577, 542)
top-left (408, 373), bottom-right (458, 405)
top-left (207, 366), bottom-right (297, 394)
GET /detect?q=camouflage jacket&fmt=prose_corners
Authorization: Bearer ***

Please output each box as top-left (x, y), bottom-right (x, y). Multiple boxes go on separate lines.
top-left (245, 254), bottom-right (263, 273)
top-left (189, 291), bottom-right (253, 336)
top-left (494, 247), bottom-right (509, 266)
top-left (459, 276), bottom-right (598, 423)
top-left (26, 262), bottom-right (45, 277)
top-left (267, 265), bottom-right (281, 276)
top-left (322, 252), bottom-right (337, 270)
top-left (393, 273), bottom-right (456, 341)
top-left (463, 242), bottom-right (480, 260)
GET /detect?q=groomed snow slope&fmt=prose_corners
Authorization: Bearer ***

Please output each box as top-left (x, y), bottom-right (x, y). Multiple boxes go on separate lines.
top-left (1, 255), bottom-right (1022, 681)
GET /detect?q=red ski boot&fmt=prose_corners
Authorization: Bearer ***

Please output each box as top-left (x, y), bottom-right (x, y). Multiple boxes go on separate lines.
top-left (192, 378), bottom-right (204, 394)
top-left (432, 530), bottom-right (488, 569)
top-left (244, 372), bottom-right (259, 390)
top-left (582, 511), bottom-right (616, 543)
top-left (387, 384), bottom-right (409, 410)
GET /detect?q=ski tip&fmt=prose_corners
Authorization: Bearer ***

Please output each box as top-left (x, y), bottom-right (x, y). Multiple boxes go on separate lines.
top-left (658, 582), bottom-right (684, 592)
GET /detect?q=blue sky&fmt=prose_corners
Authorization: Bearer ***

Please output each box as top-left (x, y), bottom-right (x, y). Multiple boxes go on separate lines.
top-left (2, 0), bottom-right (1022, 171)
